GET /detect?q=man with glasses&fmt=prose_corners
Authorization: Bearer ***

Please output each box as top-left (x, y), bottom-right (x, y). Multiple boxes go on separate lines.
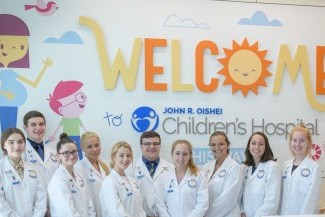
top-left (128, 131), bottom-right (172, 217)
top-left (22, 110), bottom-right (59, 217)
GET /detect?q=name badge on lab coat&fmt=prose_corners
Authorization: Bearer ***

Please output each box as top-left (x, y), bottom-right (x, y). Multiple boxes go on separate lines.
top-left (257, 170), bottom-right (265, 179)
top-left (301, 168), bottom-right (311, 177)
top-left (167, 179), bottom-right (174, 193)
top-left (27, 150), bottom-right (37, 163)
top-left (28, 170), bottom-right (37, 178)
top-left (218, 169), bottom-right (227, 178)
top-left (188, 178), bottom-right (197, 188)
top-left (12, 175), bottom-right (20, 185)
top-left (70, 179), bottom-right (77, 193)
top-left (88, 170), bottom-right (96, 182)
top-left (50, 153), bottom-right (57, 162)
top-left (137, 169), bottom-right (144, 179)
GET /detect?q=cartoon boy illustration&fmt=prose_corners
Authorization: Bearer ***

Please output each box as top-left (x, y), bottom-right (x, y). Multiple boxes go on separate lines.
top-left (0, 14), bottom-right (52, 133)
top-left (48, 80), bottom-right (87, 159)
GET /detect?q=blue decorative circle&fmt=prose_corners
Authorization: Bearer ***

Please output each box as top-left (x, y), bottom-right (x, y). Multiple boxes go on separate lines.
top-left (131, 106), bottom-right (159, 132)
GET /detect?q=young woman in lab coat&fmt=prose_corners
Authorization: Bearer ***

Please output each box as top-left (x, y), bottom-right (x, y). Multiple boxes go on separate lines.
top-left (75, 131), bottom-right (109, 217)
top-left (202, 132), bottom-right (243, 217)
top-left (156, 139), bottom-right (209, 217)
top-left (0, 128), bottom-right (47, 217)
top-left (99, 141), bottom-right (146, 217)
top-left (48, 133), bottom-right (96, 217)
top-left (280, 125), bottom-right (321, 215)
top-left (241, 132), bottom-right (281, 217)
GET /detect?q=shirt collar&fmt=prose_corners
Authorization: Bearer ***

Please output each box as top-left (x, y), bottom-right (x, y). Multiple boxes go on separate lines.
top-left (142, 156), bottom-right (160, 165)
top-left (6, 156), bottom-right (24, 169)
top-left (27, 138), bottom-right (44, 150)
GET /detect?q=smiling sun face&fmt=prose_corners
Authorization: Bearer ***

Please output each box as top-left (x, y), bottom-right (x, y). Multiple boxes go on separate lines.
top-left (217, 38), bottom-right (272, 96)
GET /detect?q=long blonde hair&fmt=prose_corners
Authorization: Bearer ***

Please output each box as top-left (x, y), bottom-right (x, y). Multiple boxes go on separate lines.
top-left (171, 139), bottom-right (199, 176)
top-left (110, 141), bottom-right (133, 168)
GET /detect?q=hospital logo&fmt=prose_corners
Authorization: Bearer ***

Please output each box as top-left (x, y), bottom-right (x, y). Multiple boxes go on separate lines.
top-left (131, 106), bottom-right (159, 132)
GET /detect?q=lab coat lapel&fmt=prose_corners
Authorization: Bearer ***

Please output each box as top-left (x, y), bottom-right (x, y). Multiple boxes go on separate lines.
top-left (293, 156), bottom-right (312, 178)
top-left (83, 157), bottom-right (105, 177)
top-left (26, 141), bottom-right (46, 168)
top-left (3, 157), bottom-right (23, 183)
top-left (152, 159), bottom-right (169, 181)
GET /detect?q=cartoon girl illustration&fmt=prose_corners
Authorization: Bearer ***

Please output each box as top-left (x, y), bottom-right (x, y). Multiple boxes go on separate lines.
top-left (0, 14), bottom-right (52, 133)
top-left (48, 80), bottom-right (87, 159)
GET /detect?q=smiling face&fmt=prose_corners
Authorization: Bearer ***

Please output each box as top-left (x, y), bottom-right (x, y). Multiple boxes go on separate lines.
top-left (249, 134), bottom-right (266, 164)
top-left (3, 133), bottom-right (26, 163)
top-left (57, 142), bottom-right (78, 169)
top-left (58, 91), bottom-right (87, 118)
top-left (82, 136), bottom-right (101, 162)
top-left (24, 117), bottom-right (46, 143)
top-left (209, 134), bottom-right (229, 160)
top-left (172, 142), bottom-right (191, 169)
top-left (0, 35), bottom-right (29, 67)
top-left (290, 131), bottom-right (310, 157)
top-left (113, 147), bottom-right (132, 174)
top-left (228, 50), bottom-right (262, 85)
top-left (141, 137), bottom-right (161, 161)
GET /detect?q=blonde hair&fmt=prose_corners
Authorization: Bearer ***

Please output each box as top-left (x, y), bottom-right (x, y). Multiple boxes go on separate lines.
top-left (110, 141), bottom-right (133, 168)
top-left (171, 139), bottom-right (199, 176)
top-left (289, 124), bottom-right (312, 155)
top-left (81, 131), bottom-right (100, 148)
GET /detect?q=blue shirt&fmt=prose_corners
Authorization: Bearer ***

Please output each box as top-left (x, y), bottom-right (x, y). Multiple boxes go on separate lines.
top-left (142, 156), bottom-right (160, 176)
top-left (27, 138), bottom-right (44, 161)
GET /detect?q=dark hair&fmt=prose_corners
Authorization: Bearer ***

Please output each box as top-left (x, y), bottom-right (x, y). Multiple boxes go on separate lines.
top-left (56, 133), bottom-right (75, 153)
top-left (243, 132), bottom-right (276, 166)
top-left (1, 128), bottom-right (26, 155)
top-left (23, 110), bottom-right (46, 126)
top-left (140, 131), bottom-right (161, 145)
top-left (209, 131), bottom-right (231, 154)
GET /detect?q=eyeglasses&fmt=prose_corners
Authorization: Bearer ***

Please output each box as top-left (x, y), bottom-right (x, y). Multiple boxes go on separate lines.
top-left (58, 150), bottom-right (79, 158)
top-left (142, 142), bottom-right (161, 147)
top-left (61, 92), bottom-right (87, 108)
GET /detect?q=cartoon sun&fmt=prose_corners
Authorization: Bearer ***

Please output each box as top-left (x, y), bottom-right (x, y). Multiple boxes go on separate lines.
top-left (217, 38), bottom-right (272, 96)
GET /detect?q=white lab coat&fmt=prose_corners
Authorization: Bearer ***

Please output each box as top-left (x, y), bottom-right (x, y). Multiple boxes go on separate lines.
top-left (127, 157), bottom-right (173, 216)
top-left (202, 155), bottom-right (243, 217)
top-left (48, 165), bottom-right (96, 217)
top-left (156, 168), bottom-right (209, 217)
top-left (0, 156), bottom-right (47, 217)
top-left (23, 140), bottom-right (59, 188)
top-left (280, 156), bottom-right (321, 215)
top-left (99, 169), bottom-right (146, 217)
top-left (241, 160), bottom-right (281, 217)
top-left (75, 157), bottom-right (108, 217)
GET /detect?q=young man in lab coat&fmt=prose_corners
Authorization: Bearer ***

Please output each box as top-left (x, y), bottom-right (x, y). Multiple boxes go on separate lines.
top-left (22, 110), bottom-right (59, 217)
top-left (128, 131), bottom-right (173, 217)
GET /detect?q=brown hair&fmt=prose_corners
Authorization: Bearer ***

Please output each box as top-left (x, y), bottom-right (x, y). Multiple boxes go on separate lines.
top-left (1, 128), bottom-right (26, 155)
top-left (243, 132), bottom-right (276, 166)
top-left (140, 131), bottom-right (161, 145)
top-left (171, 139), bottom-right (199, 176)
top-left (209, 131), bottom-right (231, 154)
top-left (110, 141), bottom-right (133, 168)
top-left (56, 133), bottom-right (76, 153)
top-left (23, 110), bottom-right (46, 126)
